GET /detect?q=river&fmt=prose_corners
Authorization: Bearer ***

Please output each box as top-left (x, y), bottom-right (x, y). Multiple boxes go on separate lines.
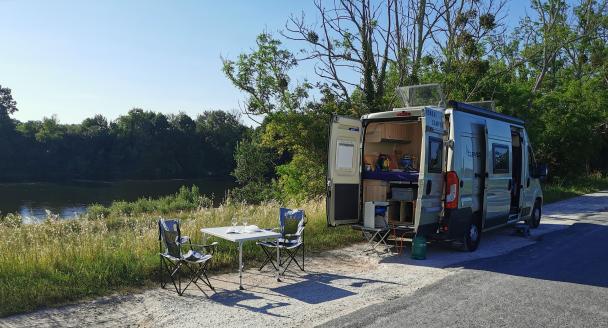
top-left (0, 178), bottom-right (235, 222)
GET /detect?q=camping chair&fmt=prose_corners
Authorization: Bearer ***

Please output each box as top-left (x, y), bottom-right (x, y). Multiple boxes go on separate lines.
top-left (158, 219), bottom-right (218, 296)
top-left (257, 208), bottom-right (306, 274)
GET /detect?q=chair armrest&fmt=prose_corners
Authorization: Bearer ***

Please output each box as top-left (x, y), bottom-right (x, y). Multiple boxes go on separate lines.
top-left (188, 242), bottom-right (219, 254)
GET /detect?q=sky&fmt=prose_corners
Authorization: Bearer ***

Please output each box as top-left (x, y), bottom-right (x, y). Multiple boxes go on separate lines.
top-left (0, 0), bottom-right (531, 126)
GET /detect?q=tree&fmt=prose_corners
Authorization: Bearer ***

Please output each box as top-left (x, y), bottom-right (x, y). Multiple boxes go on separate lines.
top-left (0, 85), bottom-right (18, 118)
top-left (222, 33), bottom-right (311, 119)
top-left (284, 0), bottom-right (395, 112)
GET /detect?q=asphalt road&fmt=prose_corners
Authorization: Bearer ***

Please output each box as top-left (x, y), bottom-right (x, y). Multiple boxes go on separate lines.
top-left (321, 209), bottom-right (608, 327)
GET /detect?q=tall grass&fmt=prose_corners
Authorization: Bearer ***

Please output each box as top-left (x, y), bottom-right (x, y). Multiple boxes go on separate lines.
top-left (542, 173), bottom-right (608, 204)
top-left (0, 189), bottom-right (360, 317)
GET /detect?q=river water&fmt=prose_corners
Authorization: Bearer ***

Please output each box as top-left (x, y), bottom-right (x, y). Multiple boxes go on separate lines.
top-left (0, 178), bottom-right (235, 221)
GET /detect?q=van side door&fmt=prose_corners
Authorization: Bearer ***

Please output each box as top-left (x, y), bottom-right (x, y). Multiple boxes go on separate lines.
top-left (327, 115), bottom-right (362, 226)
top-left (521, 132), bottom-right (536, 218)
top-left (414, 107), bottom-right (446, 235)
top-left (485, 135), bottom-right (512, 228)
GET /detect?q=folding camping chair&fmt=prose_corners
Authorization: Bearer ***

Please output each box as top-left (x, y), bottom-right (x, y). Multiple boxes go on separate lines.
top-left (257, 208), bottom-right (306, 274)
top-left (158, 219), bottom-right (218, 296)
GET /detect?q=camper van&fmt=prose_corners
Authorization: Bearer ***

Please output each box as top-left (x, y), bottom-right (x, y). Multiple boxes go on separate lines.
top-left (326, 84), bottom-right (547, 251)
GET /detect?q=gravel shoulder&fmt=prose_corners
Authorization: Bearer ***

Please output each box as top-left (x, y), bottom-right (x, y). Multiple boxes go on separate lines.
top-left (2, 192), bottom-right (606, 328)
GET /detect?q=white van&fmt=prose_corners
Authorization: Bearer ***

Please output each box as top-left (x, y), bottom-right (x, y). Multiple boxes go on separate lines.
top-left (326, 85), bottom-right (547, 251)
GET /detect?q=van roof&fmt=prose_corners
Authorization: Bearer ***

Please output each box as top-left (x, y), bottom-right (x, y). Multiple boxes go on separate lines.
top-left (449, 101), bottom-right (524, 126)
top-left (361, 101), bottom-right (525, 126)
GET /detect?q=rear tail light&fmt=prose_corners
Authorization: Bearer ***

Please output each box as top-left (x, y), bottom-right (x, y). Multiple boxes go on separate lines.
top-left (445, 171), bottom-right (459, 209)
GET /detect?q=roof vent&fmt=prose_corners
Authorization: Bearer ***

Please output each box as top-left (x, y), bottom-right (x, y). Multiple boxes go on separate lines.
top-left (395, 84), bottom-right (445, 109)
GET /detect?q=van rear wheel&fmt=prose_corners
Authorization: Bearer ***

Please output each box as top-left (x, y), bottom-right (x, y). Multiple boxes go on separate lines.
top-left (462, 220), bottom-right (481, 252)
top-left (529, 201), bottom-right (541, 229)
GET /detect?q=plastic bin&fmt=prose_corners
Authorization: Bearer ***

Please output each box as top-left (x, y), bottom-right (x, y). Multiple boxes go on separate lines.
top-left (364, 201), bottom-right (388, 228)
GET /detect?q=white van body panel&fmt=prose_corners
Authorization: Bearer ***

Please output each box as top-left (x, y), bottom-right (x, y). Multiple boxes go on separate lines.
top-left (326, 101), bottom-right (543, 241)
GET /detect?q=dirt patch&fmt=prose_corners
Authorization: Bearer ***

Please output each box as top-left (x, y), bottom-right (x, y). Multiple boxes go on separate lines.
top-left (0, 244), bottom-right (450, 328)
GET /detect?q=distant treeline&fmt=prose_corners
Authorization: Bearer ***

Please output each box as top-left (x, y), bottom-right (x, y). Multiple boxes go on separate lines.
top-left (0, 108), bottom-right (248, 182)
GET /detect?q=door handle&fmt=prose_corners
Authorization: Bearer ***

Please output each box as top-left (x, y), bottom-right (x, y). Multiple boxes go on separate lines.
top-left (507, 179), bottom-right (512, 191)
top-left (425, 180), bottom-right (432, 195)
top-left (527, 177), bottom-right (530, 188)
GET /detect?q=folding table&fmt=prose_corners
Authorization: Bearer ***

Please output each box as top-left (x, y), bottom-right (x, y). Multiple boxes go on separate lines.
top-left (351, 224), bottom-right (394, 256)
top-left (200, 226), bottom-right (282, 290)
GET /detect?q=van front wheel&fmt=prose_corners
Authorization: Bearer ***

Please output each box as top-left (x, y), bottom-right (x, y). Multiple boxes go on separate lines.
top-left (462, 220), bottom-right (481, 252)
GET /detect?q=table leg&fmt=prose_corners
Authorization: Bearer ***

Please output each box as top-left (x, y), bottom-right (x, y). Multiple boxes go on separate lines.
top-left (238, 241), bottom-right (244, 290)
top-left (276, 239), bottom-right (281, 282)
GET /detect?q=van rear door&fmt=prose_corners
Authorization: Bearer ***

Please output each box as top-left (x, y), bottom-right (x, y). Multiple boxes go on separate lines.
top-left (415, 107), bottom-right (446, 235)
top-left (327, 115), bottom-right (362, 226)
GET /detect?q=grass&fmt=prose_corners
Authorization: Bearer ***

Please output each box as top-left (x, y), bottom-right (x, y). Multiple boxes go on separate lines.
top-left (542, 173), bottom-right (608, 204)
top-left (0, 188), bottom-right (361, 317)
top-left (2, 174), bottom-right (608, 317)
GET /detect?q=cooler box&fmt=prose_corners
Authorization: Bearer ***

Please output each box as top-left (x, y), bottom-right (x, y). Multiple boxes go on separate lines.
top-left (364, 201), bottom-right (388, 229)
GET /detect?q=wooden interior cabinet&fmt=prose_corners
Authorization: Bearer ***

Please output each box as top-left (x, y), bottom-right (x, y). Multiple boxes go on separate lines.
top-left (366, 123), bottom-right (407, 142)
top-left (362, 179), bottom-right (388, 202)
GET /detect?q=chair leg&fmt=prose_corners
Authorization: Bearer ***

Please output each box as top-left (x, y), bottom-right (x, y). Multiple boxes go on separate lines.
top-left (281, 246), bottom-right (305, 274)
top-left (161, 258), bottom-right (182, 295)
top-left (258, 245), bottom-right (278, 271)
top-left (160, 255), bottom-right (165, 288)
top-left (180, 261), bottom-right (214, 296)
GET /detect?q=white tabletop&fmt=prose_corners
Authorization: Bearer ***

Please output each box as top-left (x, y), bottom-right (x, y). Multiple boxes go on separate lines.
top-left (201, 226), bottom-right (282, 243)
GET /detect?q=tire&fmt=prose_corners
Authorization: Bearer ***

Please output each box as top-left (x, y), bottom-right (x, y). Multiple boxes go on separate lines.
top-left (529, 200), bottom-right (541, 229)
top-left (462, 219), bottom-right (481, 252)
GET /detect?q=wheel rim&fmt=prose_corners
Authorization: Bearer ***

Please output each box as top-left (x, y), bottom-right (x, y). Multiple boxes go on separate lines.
top-left (469, 225), bottom-right (479, 242)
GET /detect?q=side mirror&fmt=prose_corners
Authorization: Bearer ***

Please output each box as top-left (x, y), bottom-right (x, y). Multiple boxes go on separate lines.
top-left (534, 163), bottom-right (548, 181)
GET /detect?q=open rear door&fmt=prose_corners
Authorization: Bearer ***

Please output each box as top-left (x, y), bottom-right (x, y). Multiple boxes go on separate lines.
top-left (327, 115), bottom-right (362, 226)
top-left (414, 107), bottom-right (447, 235)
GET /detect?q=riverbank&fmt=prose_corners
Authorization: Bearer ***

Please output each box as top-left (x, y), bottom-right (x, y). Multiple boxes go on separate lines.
top-left (0, 178), bottom-right (235, 220)
top-left (3, 191), bottom-right (607, 327)
top-left (0, 191), bottom-right (360, 317)
top-left (2, 175), bottom-right (607, 317)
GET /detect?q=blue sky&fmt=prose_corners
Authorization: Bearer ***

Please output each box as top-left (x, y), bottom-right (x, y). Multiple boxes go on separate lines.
top-left (0, 0), bottom-right (530, 125)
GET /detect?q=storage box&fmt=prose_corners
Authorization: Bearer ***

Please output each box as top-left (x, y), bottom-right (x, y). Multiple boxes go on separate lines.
top-left (392, 187), bottom-right (415, 201)
top-left (363, 179), bottom-right (388, 202)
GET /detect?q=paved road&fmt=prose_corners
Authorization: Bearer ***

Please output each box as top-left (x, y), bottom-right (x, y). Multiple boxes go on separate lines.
top-left (321, 196), bottom-right (608, 327)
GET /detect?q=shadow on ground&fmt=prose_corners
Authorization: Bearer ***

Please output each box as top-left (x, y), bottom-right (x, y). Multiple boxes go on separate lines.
top-left (207, 271), bottom-right (398, 316)
top-left (452, 222), bottom-right (608, 288)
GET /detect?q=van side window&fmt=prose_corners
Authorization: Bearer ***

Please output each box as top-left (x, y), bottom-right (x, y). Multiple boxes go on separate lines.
top-left (492, 144), bottom-right (509, 174)
top-left (428, 137), bottom-right (443, 173)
